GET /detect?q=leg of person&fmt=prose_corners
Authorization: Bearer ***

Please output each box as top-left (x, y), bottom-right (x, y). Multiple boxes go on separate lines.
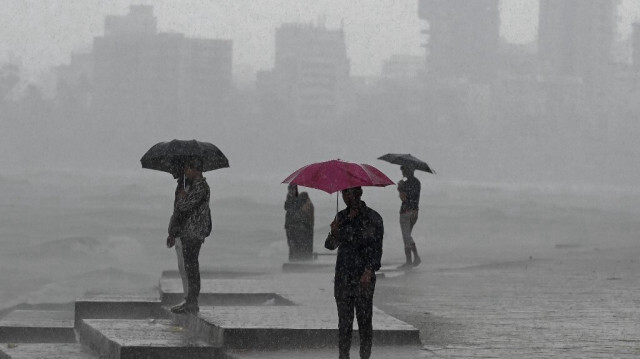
top-left (335, 287), bottom-right (356, 359)
top-left (409, 211), bottom-right (421, 267)
top-left (170, 238), bottom-right (189, 312)
top-left (301, 229), bottom-right (314, 261)
top-left (290, 228), bottom-right (305, 262)
top-left (399, 212), bottom-right (413, 268)
top-left (355, 282), bottom-right (375, 359)
top-left (180, 238), bottom-right (203, 313)
top-left (286, 228), bottom-right (294, 262)
top-left (175, 238), bottom-right (189, 294)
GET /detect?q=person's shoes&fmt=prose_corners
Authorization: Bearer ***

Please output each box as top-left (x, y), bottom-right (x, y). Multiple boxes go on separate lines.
top-left (412, 256), bottom-right (421, 267)
top-left (185, 303), bottom-right (199, 314)
top-left (397, 262), bottom-right (413, 270)
top-left (170, 301), bottom-right (187, 312)
top-left (171, 302), bottom-right (199, 314)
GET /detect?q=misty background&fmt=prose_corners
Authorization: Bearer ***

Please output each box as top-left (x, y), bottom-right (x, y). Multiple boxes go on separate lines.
top-left (0, 0), bottom-right (639, 188)
top-left (1, 0), bottom-right (640, 316)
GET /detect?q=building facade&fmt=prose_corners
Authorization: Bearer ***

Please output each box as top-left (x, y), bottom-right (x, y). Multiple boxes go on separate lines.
top-left (259, 22), bottom-right (350, 124)
top-left (538, 0), bottom-right (617, 83)
top-left (633, 23), bottom-right (640, 71)
top-left (418, 0), bottom-right (500, 83)
top-left (91, 5), bottom-right (232, 124)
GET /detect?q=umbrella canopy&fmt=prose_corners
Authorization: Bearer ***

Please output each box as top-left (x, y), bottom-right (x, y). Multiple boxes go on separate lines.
top-left (378, 153), bottom-right (435, 174)
top-left (140, 139), bottom-right (229, 174)
top-left (282, 159), bottom-right (394, 194)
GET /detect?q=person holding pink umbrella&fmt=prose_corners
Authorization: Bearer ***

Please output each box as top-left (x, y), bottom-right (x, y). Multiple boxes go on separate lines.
top-left (325, 186), bottom-right (383, 359)
top-left (283, 159), bottom-right (392, 359)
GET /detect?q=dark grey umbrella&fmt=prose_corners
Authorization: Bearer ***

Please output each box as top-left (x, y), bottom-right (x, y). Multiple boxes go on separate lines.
top-left (140, 139), bottom-right (229, 175)
top-left (378, 153), bottom-right (435, 174)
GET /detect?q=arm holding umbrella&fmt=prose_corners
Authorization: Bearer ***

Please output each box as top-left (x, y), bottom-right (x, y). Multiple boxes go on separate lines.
top-left (175, 180), bottom-right (206, 212)
top-left (397, 178), bottom-right (407, 202)
top-left (167, 178), bottom-right (183, 248)
top-left (325, 209), bottom-right (357, 250)
top-left (324, 215), bottom-right (343, 250)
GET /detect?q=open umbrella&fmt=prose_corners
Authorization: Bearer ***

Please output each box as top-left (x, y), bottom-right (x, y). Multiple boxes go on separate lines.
top-left (282, 159), bottom-right (394, 211)
top-left (378, 153), bottom-right (435, 174)
top-left (140, 139), bottom-right (229, 175)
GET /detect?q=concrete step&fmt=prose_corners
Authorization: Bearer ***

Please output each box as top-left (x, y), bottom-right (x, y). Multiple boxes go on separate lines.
top-left (77, 319), bottom-right (223, 359)
top-left (161, 269), bottom-right (265, 279)
top-left (0, 310), bottom-right (75, 343)
top-left (226, 345), bottom-right (427, 359)
top-left (74, 294), bottom-right (167, 326)
top-left (159, 278), bottom-right (294, 306)
top-left (281, 261), bottom-right (334, 273)
top-left (171, 305), bottom-right (421, 350)
top-left (0, 343), bottom-right (97, 359)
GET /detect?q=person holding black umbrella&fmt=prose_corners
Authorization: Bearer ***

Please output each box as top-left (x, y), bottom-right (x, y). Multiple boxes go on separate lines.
top-left (141, 139), bottom-right (227, 314)
top-left (167, 157), bottom-right (212, 314)
top-left (397, 165), bottom-right (422, 268)
top-left (378, 153), bottom-right (432, 269)
top-left (167, 166), bottom-right (190, 312)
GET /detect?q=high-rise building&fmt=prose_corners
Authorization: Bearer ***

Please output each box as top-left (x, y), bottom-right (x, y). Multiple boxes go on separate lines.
top-left (104, 5), bottom-right (157, 37)
top-left (260, 22), bottom-right (350, 123)
top-left (91, 6), bottom-right (232, 123)
top-left (538, 0), bottom-right (617, 81)
top-left (381, 54), bottom-right (425, 80)
top-left (633, 23), bottom-right (640, 71)
top-left (418, 0), bottom-right (500, 83)
top-left (183, 38), bottom-right (233, 120)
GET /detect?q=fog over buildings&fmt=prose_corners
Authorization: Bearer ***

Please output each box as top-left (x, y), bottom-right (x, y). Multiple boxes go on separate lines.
top-left (1, 1), bottom-right (640, 188)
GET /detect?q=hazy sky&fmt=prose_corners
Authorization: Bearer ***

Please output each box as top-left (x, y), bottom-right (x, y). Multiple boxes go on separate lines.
top-left (1, 0), bottom-right (640, 78)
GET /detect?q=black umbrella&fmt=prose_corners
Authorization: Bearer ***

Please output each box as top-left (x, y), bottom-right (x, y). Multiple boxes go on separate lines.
top-left (140, 139), bottom-right (229, 175)
top-left (378, 153), bottom-right (435, 174)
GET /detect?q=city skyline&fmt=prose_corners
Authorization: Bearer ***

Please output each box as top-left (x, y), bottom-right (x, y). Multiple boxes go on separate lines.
top-left (2, 0), bottom-right (639, 79)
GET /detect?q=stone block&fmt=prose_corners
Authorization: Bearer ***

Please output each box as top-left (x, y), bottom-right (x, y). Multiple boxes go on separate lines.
top-left (0, 343), bottom-right (96, 358)
top-left (0, 310), bottom-right (75, 343)
top-left (159, 278), bottom-right (294, 306)
top-left (74, 294), bottom-right (166, 326)
top-left (174, 306), bottom-right (420, 349)
top-left (77, 319), bottom-right (222, 359)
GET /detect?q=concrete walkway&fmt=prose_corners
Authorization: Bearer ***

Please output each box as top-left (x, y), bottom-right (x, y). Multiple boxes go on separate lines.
top-left (0, 263), bottom-right (422, 358)
top-left (374, 246), bottom-right (640, 358)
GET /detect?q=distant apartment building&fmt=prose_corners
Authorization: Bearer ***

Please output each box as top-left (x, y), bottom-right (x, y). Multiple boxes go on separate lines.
top-left (104, 4), bottom-right (157, 37)
top-left (91, 5), bottom-right (232, 122)
top-left (633, 23), bottom-right (640, 71)
top-left (54, 52), bottom-right (92, 112)
top-left (381, 54), bottom-right (425, 80)
top-left (418, 0), bottom-right (500, 83)
top-left (538, 0), bottom-right (617, 82)
top-left (259, 22), bottom-right (350, 124)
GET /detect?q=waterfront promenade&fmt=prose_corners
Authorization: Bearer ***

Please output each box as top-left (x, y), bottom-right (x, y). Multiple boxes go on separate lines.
top-left (2, 242), bottom-right (639, 358)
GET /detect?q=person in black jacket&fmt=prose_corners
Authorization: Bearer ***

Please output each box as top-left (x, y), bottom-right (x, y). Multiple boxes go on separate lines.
top-left (397, 165), bottom-right (422, 268)
top-left (325, 186), bottom-right (383, 359)
top-left (166, 158), bottom-right (212, 314)
top-left (167, 168), bottom-right (190, 312)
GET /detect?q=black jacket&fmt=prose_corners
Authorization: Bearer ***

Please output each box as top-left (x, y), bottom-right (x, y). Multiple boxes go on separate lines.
top-left (325, 201), bottom-right (383, 289)
top-left (168, 177), bottom-right (212, 240)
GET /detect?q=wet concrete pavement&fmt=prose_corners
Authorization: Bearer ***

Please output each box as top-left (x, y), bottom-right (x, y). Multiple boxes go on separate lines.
top-left (374, 245), bottom-right (640, 358)
top-left (1, 244), bottom-right (639, 358)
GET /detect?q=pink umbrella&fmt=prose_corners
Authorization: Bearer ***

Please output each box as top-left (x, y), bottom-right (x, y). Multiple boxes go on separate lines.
top-left (282, 159), bottom-right (394, 211)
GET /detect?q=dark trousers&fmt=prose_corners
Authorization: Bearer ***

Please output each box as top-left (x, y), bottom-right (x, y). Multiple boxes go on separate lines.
top-left (181, 238), bottom-right (203, 305)
top-left (335, 282), bottom-right (375, 359)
